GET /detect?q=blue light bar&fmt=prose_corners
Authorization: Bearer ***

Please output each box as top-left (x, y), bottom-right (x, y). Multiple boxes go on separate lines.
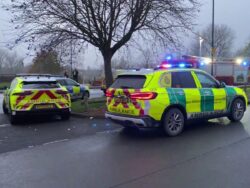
top-left (243, 61), bottom-right (248, 66)
top-left (179, 63), bottom-right (185, 68)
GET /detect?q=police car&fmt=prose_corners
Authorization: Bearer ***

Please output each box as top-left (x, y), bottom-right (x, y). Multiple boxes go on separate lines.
top-left (54, 77), bottom-right (90, 101)
top-left (105, 69), bottom-right (248, 136)
top-left (2, 74), bottom-right (71, 124)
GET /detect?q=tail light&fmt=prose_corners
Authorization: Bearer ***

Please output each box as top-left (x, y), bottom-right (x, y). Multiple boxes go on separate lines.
top-left (129, 92), bottom-right (157, 100)
top-left (105, 90), bottom-right (114, 97)
top-left (56, 90), bottom-right (68, 95)
top-left (13, 91), bottom-right (33, 96)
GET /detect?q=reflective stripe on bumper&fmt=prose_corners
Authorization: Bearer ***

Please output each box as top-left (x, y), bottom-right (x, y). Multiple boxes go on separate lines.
top-left (105, 112), bottom-right (160, 128)
top-left (105, 113), bottom-right (146, 126)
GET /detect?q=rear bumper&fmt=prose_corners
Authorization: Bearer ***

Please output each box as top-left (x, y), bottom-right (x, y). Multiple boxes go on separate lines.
top-left (105, 112), bottom-right (159, 128)
top-left (12, 108), bottom-right (70, 116)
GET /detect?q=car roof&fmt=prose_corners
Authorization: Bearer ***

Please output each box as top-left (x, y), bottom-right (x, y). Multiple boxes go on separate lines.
top-left (17, 76), bottom-right (57, 82)
top-left (50, 76), bottom-right (67, 80)
top-left (118, 68), bottom-right (206, 76)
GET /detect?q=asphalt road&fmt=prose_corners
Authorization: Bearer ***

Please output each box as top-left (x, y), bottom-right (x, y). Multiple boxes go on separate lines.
top-left (1, 93), bottom-right (250, 188)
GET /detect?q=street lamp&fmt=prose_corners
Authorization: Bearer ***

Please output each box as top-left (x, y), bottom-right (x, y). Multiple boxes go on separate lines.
top-left (199, 36), bottom-right (204, 57)
top-left (211, 0), bottom-right (215, 76)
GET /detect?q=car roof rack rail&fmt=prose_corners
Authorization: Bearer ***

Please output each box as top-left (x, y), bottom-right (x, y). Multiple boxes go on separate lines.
top-left (16, 74), bottom-right (53, 79)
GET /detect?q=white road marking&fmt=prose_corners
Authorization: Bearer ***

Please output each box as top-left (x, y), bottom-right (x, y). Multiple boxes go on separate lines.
top-left (42, 139), bottom-right (69, 146)
top-left (0, 124), bottom-right (11, 128)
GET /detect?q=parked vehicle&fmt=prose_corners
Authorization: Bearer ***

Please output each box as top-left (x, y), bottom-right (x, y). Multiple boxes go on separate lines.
top-left (2, 74), bottom-right (71, 124)
top-left (105, 69), bottom-right (247, 136)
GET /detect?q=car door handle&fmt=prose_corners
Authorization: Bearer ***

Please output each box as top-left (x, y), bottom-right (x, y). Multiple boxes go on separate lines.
top-left (177, 91), bottom-right (184, 95)
top-left (204, 91), bottom-right (212, 96)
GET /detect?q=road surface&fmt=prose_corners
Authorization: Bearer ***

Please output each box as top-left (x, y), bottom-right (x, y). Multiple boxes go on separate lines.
top-left (1, 93), bottom-right (250, 188)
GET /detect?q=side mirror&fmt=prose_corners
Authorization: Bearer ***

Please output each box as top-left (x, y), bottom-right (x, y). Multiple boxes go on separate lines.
top-left (219, 81), bottom-right (226, 88)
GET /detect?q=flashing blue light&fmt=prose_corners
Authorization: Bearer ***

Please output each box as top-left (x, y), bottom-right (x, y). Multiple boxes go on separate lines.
top-left (166, 55), bottom-right (172, 60)
top-left (243, 61), bottom-right (248, 66)
top-left (200, 62), bottom-right (205, 66)
top-left (179, 63), bottom-right (186, 68)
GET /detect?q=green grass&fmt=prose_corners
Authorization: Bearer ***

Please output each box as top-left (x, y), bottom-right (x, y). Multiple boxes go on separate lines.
top-left (71, 98), bottom-right (106, 113)
top-left (0, 82), bottom-right (10, 89)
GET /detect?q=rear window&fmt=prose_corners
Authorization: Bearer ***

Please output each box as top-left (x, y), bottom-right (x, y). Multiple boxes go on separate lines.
top-left (111, 75), bottom-right (146, 89)
top-left (22, 82), bottom-right (60, 89)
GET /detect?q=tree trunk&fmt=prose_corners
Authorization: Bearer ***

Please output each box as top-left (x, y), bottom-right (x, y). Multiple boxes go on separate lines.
top-left (102, 52), bottom-right (113, 88)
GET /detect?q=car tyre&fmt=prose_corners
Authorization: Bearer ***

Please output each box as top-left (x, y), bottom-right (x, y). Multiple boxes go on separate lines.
top-left (162, 108), bottom-right (185, 136)
top-left (10, 114), bottom-right (19, 125)
top-left (61, 112), bottom-right (70, 121)
top-left (228, 98), bottom-right (245, 122)
top-left (2, 100), bottom-right (8, 114)
top-left (82, 91), bottom-right (89, 99)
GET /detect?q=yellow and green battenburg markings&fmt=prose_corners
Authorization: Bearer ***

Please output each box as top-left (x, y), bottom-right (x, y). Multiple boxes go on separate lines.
top-left (166, 87), bottom-right (238, 113)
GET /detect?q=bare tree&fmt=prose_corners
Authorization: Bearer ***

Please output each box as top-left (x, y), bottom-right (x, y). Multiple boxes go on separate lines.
top-left (0, 48), bottom-right (24, 74)
top-left (7, 0), bottom-right (199, 86)
top-left (190, 24), bottom-right (235, 58)
top-left (236, 41), bottom-right (250, 57)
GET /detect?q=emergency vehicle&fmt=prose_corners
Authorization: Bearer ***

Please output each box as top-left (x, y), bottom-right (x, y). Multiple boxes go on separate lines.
top-left (53, 77), bottom-right (90, 101)
top-left (2, 74), bottom-right (71, 124)
top-left (105, 69), bottom-right (247, 136)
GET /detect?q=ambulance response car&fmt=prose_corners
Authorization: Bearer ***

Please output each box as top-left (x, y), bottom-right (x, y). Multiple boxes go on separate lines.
top-left (105, 69), bottom-right (248, 136)
top-left (2, 74), bottom-right (71, 124)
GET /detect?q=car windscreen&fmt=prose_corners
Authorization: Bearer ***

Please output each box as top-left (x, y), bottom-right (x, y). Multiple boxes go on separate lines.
top-left (22, 81), bottom-right (60, 89)
top-left (111, 75), bottom-right (146, 89)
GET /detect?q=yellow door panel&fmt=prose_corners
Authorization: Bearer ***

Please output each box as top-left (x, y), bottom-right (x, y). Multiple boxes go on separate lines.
top-left (212, 89), bottom-right (226, 111)
top-left (184, 89), bottom-right (201, 113)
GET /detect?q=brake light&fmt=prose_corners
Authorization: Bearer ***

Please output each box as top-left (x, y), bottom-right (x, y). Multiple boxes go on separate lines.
top-left (13, 91), bottom-right (33, 96)
top-left (56, 90), bottom-right (68, 95)
top-left (105, 90), bottom-right (113, 97)
top-left (129, 92), bottom-right (157, 100)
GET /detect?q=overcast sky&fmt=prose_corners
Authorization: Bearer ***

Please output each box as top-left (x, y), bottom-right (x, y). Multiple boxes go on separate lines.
top-left (0, 0), bottom-right (250, 67)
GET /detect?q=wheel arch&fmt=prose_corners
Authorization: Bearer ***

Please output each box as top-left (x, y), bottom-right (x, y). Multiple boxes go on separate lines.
top-left (161, 104), bottom-right (187, 122)
top-left (230, 95), bottom-right (247, 111)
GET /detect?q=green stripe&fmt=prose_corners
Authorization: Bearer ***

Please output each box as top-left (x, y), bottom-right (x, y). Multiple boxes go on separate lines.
top-left (224, 87), bottom-right (237, 109)
top-left (167, 88), bottom-right (186, 108)
top-left (199, 89), bottom-right (214, 112)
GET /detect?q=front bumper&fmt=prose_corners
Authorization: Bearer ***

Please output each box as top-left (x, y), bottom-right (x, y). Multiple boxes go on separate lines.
top-left (105, 112), bottom-right (159, 128)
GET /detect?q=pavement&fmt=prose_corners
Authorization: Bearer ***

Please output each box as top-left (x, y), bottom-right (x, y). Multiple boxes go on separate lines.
top-left (1, 93), bottom-right (250, 188)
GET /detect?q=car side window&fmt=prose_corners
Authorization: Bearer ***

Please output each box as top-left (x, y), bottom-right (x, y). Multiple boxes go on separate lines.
top-left (196, 72), bottom-right (218, 88)
top-left (66, 79), bottom-right (78, 86)
top-left (171, 71), bottom-right (196, 88)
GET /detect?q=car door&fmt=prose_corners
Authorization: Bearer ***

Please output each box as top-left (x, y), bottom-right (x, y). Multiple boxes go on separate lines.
top-left (66, 79), bottom-right (81, 100)
top-left (195, 71), bottom-right (227, 115)
top-left (165, 71), bottom-right (201, 119)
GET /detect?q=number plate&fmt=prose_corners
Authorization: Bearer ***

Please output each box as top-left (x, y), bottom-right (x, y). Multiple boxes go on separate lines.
top-left (114, 96), bottom-right (129, 103)
top-left (35, 104), bottom-right (54, 109)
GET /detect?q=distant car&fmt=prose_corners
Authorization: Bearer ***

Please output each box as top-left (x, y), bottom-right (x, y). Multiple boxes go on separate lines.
top-left (105, 69), bottom-right (248, 136)
top-left (54, 77), bottom-right (90, 101)
top-left (2, 74), bottom-right (71, 124)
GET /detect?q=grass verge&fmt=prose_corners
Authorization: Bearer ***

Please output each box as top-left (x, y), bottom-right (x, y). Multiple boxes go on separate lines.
top-left (0, 82), bottom-right (10, 90)
top-left (71, 98), bottom-right (106, 114)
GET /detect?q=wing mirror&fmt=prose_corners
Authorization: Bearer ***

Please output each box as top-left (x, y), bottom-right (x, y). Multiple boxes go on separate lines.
top-left (219, 81), bottom-right (226, 88)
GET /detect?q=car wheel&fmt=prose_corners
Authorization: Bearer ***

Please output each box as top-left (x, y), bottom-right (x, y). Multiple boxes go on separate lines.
top-left (162, 108), bottom-right (185, 136)
top-left (2, 100), bottom-right (8, 114)
top-left (82, 91), bottom-right (89, 99)
top-left (61, 112), bottom-right (70, 120)
top-left (228, 98), bottom-right (245, 122)
top-left (10, 114), bottom-right (19, 125)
